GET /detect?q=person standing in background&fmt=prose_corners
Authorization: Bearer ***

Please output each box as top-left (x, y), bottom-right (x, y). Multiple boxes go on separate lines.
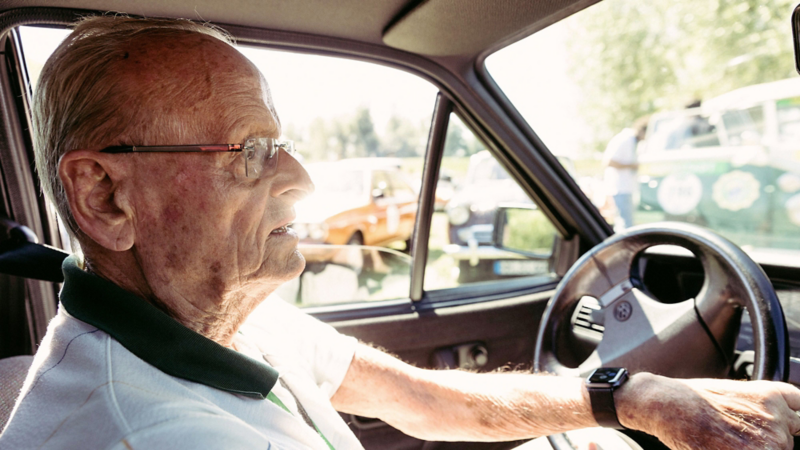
top-left (602, 117), bottom-right (648, 230)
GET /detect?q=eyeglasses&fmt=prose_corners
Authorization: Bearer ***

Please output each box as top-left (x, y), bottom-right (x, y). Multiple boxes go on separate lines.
top-left (99, 138), bottom-right (296, 179)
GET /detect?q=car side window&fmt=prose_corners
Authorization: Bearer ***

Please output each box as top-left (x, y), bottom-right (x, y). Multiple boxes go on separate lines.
top-left (387, 171), bottom-right (416, 202)
top-left (777, 98), bottom-right (800, 143)
top-left (424, 113), bottom-right (559, 290)
top-left (19, 26), bottom-right (438, 309)
top-left (371, 171), bottom-right (394, 199)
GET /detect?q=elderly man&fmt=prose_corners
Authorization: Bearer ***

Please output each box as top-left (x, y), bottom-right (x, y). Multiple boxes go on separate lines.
top-left (1, 16), bottom-right (799, 450)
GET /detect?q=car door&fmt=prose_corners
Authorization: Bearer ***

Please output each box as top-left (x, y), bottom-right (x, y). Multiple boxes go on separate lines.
top-left (5, 12), bottom-right (603, 450)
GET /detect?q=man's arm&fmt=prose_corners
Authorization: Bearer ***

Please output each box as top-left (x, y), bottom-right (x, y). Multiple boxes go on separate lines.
top-left (331, 344), bottom-right (800, 448)
top-left (606, 159), bottom-right (639, 170)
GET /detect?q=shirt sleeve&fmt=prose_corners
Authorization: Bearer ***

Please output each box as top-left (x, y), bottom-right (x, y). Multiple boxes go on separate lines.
top-left (243, 295), bottom-right (358, 398)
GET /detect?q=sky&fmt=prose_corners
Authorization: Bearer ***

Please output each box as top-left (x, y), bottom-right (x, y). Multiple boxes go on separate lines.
top-left (19, 24), bottom-right (580, 156)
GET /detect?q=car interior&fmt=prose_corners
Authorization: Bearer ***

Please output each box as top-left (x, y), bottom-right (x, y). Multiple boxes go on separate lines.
top-left (1, 1), bottom-right (800, 449)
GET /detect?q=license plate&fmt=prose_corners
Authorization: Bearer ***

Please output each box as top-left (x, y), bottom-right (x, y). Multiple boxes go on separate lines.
top-left (494, 260), bottom-right (548, 276)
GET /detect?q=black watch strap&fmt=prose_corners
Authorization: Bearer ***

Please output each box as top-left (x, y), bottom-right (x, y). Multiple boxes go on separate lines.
top-left (586, 367), bottom-right (629, 429)
top-left (587, 386), bottom-right (624, 429)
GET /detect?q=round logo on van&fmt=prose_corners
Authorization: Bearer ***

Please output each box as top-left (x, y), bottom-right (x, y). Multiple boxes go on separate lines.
top-left (712, 170), bottom-right (760, 211)
top-left (657, 173), bottom-right (703, 215)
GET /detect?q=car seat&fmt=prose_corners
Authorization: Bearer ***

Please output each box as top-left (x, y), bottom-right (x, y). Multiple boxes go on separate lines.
top-left (0, 217), bottom-right (67, 433)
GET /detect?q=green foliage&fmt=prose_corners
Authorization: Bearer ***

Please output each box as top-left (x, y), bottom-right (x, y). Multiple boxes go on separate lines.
top-left (352, 107), bottom-right (380, 156)
top-left (566, 0), bottom-right (796, 153)
top-left (444, 120), bottom-right (466, 156)
top-left (293, 109), bottom-right (489, 163)
top-left (444, 116), bottom-right (488, 157)
top-left (292, 108), bottom-right (430, 162)
top-left (384, 115), bottom-right (426, 157)
top-left (503, 208), bottom-right (556, 254)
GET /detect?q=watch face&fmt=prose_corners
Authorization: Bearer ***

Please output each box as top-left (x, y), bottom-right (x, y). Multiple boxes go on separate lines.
top-left (588, 368), bottom-right (626, 384)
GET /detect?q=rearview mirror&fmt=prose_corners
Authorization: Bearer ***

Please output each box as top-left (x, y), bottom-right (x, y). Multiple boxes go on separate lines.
top-left (793, 4), bottom-right (800, 74)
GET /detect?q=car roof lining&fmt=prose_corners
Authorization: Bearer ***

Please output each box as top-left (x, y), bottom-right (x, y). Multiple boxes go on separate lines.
top-left (5, 0), bottom-right (412, 45)
top-left (3, 0), bottom-right (599, 60)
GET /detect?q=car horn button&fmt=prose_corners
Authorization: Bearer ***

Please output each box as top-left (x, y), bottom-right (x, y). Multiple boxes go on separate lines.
top-left (613, 301), bottom-right (633, 322)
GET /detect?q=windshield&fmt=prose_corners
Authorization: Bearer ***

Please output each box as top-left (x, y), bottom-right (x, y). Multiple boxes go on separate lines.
top-left (487, 0), bottom-right (800, 261)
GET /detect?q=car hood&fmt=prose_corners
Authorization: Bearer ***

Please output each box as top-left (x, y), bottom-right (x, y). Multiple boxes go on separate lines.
top-left (295, 194), bottom-right (369, 223)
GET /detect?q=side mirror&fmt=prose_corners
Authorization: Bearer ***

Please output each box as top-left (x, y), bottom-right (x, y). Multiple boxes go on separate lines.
top-left (492, 204), bottom-right (558, 259)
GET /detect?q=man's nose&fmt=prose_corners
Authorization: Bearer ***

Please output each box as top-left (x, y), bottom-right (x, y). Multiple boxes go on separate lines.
top-left (269, 150), bottom-right (314, 202)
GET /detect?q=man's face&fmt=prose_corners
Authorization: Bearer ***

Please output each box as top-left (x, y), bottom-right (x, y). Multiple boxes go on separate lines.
top-left (113, 34), bottom-right (313, 312)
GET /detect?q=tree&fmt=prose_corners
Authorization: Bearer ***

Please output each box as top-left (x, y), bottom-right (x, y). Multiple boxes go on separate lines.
top-left (384, 115), bottom-right (423, 157)
top-left (443, 120), bottom-right (467, 156)
top-left (566, 0), bottom-right (796, 152)
top-left (352, 107), bottom-right (380, 157)
top-left (292, 107), bottom-right (432, 162)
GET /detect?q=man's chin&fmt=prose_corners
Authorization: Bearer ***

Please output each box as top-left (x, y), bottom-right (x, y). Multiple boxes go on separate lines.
top-left (262, 248), bottom-right (306, 284)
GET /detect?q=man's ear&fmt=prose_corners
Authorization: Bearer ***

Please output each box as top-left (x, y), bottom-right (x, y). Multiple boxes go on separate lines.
top-left (58, 150), bottom-right (134, 252)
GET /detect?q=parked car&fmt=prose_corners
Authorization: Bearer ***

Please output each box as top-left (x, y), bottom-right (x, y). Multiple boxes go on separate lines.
top-left (292, 159), bottom-right (417, 248)
top-left (638, 78), bottom-right (800, 249)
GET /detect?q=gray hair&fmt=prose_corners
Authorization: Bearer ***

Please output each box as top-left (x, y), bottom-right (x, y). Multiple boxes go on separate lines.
top-left (32, 16), bottom-right (233, 243)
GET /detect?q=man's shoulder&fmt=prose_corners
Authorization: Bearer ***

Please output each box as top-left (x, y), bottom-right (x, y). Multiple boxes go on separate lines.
top-left (604, 128), bottom-right (637, 162)
top-left (606, 128), bottom-right (636, 149)
top-left (0, 307), bottom-right (231, 449)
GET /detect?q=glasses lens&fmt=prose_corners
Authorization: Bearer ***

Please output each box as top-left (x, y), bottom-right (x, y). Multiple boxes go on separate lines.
top-left (244, 138), bottom-right (295, 179)
top-left (244, 139), bottom-right (262, 179)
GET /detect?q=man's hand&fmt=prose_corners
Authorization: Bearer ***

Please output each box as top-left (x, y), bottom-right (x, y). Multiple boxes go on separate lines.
top-left (617, 374), bottom-right (800, 449)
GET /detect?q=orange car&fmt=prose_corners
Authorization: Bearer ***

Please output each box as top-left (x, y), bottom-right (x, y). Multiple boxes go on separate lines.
top-left (292, 159), bottom-right (418, 248)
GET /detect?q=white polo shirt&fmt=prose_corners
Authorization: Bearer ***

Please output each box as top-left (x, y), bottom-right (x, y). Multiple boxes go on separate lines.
top-left (602, 127), bottom-right (638, 195)
top-left (0, 255), bottom-right (363, 450)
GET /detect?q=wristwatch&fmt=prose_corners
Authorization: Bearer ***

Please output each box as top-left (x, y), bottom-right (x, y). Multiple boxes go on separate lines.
top-left (585, 367), bottom-right (629, 429)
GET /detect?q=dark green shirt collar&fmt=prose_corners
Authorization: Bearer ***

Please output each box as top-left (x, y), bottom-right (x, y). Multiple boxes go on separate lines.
top-left (59, 254), bottom-right (278, 399)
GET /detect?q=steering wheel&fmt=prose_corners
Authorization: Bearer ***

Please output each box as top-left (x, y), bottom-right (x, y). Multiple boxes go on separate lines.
top-left (534, 222), bottom-right (789, 382)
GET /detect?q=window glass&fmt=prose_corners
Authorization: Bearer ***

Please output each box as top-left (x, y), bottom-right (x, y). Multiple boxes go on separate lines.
top-left (776, 97), bottom-right (800, 143)
top-left (371, 171), bottom-right (393, 196)
top-left (19, 26), bottom-right (438, 307)
top-left (721, 106), bottom-right (764, 146)
top-left (424, 114), bottom-right (558, 290)
top-left (487, 0), bottom-right (800, 256)
top-left (387, 171), bottom-right (417, 202)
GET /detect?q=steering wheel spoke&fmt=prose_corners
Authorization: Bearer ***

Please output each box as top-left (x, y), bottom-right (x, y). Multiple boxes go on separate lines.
top-left (577, 289), bottom-right (726, 378)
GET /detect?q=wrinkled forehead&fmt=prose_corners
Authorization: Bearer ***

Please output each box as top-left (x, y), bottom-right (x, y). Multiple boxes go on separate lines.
top-left (110, 31), bottom-right (277, 141)
top-left (116, 31), bottom-right (251, 84)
